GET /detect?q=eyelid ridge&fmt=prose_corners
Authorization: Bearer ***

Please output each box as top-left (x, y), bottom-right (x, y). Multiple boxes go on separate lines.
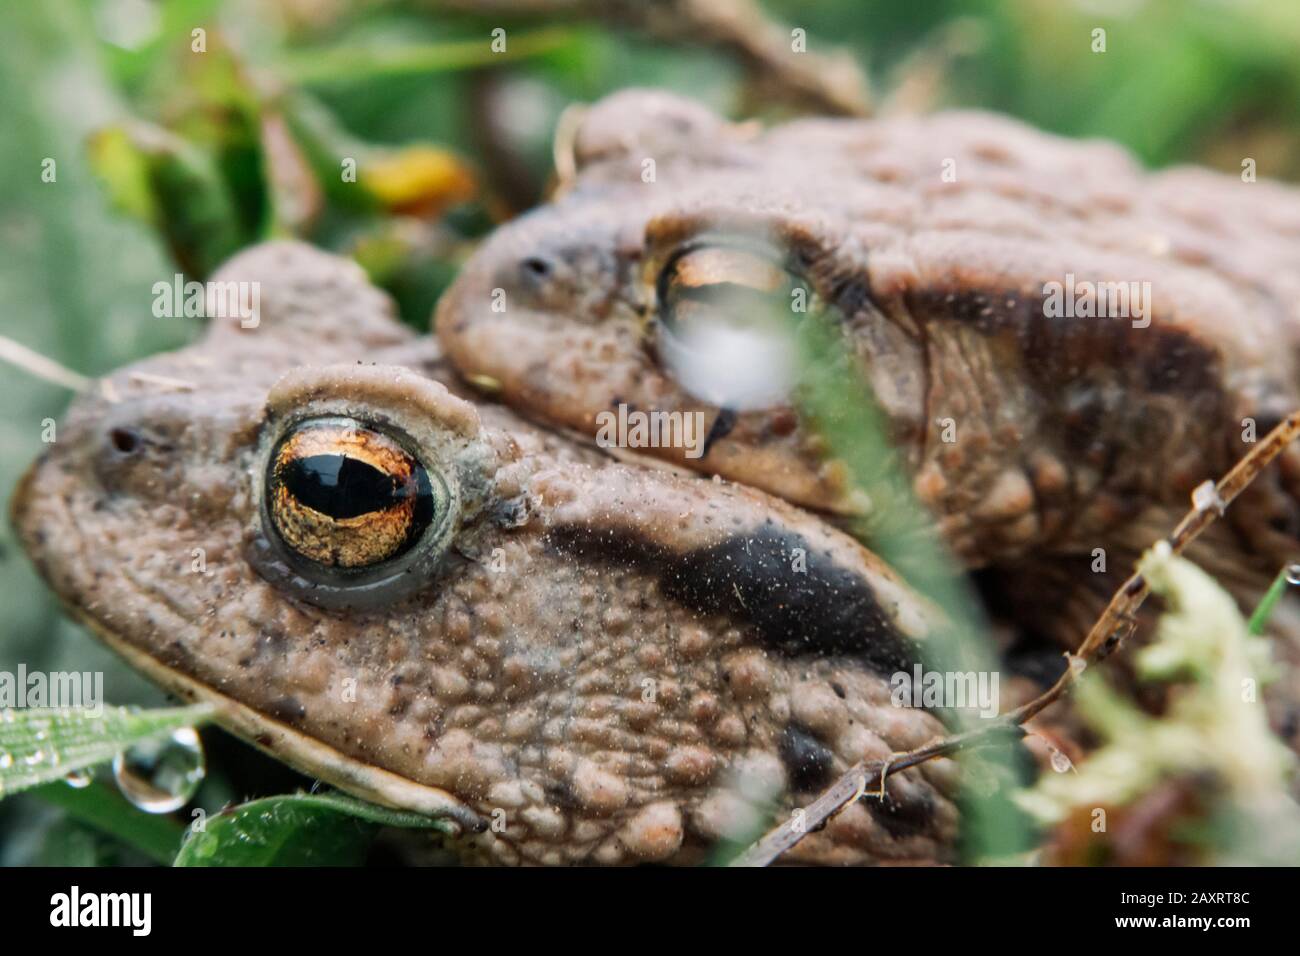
top-left (267, 365), bottom-right (480, 439)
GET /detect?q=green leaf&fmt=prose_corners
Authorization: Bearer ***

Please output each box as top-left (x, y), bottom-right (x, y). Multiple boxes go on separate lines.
top-left (0, 704), bottom-right (214, 799)
top-left (174, 791), bottom-right (457, 867)
top-left (87, 121), bottom-right (246, 278)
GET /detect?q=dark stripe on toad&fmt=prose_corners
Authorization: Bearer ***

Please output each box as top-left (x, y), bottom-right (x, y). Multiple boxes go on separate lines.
top-left (545, 522), bottom-right (920, 673)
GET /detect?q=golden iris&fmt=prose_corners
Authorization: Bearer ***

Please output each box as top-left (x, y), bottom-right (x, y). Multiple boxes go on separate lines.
top-left (267, 419), bottom-right (434, 568)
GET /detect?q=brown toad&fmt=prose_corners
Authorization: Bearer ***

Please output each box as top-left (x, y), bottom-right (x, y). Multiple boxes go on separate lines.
top-left (438, 90), bottom-right (1300, 658)
top-left (11, 241), bottom-right (964, 865)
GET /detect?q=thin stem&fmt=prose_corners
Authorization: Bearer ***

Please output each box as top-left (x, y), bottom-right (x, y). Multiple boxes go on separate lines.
top-left (275, 29), bottom-right (575, 85)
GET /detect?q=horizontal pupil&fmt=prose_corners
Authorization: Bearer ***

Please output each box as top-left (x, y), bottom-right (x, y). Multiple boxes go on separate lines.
top-left (283, 454), bottom-right (409, 519)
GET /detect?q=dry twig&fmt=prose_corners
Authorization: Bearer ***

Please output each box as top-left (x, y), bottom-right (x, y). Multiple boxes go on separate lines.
top-left (0, 334), bottom-right (90, 393)
top-left (730, 411), bottom-right (1300, 867)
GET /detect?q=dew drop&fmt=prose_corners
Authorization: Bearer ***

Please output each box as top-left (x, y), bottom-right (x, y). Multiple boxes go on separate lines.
top-left (112, 727), bottom-right (205, 813)
top-left (63, 769), bottom-right (94, 789)
top-left (1049, 746), bottom-right (1075, 774)
top-left (1286, 564), bottom-right (1300, 587)
top-left (658, 312), bottom-right (795, 411)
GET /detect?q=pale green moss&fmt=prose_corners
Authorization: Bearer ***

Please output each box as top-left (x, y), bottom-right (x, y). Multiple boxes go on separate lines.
top-left (1016, 546), bottom-right (1299, 863)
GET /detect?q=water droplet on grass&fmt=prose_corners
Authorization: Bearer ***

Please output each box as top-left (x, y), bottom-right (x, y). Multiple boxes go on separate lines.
top-left (113, 727), bottom-right (205, 813)
top-left (63, 769), bottom-right (93, 789)
top-left (1049, 747), bottom-right (1075, 774)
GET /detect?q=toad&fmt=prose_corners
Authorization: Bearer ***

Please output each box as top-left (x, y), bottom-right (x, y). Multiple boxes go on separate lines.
top-left (437, 90), bottom-right (1300, 655)
top-left (12, 241), bottom-right (962, 865)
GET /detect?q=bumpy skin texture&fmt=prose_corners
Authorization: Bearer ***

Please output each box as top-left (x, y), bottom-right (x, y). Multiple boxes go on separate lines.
top-left (13, 242), bottom-right (963, 865)
top-left (437, 91), bottom-right (1300, 627)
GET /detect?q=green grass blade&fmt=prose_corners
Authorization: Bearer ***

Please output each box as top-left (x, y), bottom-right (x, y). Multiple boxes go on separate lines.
top-left (790, 308), bottom-right (1029, 859)
top-left (275, 29), bottom-right (576, 85)
top-left (1248, 564), bottom-right (1297, 636)
top-left (0, 704), bottom-right (214, 799)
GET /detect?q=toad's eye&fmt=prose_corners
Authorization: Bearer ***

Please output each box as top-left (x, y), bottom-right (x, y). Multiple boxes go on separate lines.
top-left (655, 243), bottom-right (807, 410)
top-left (658, 245), bottom-right (792, 326)
top-left (267, 418), bottom-right (437, 569)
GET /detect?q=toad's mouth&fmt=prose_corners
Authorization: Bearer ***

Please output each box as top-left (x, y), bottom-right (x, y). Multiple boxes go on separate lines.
top-left (8, 459), bottom-right (484, 834)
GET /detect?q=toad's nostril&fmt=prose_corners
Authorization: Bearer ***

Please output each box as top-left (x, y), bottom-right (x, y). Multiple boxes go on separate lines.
top-left (521, 256), bottom-right (552, 278)
top-left (109, 427), bottom-right (141, 454)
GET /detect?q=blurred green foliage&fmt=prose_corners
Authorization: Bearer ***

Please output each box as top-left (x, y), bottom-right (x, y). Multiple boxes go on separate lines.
top-left (2, 0), bottom-right (1298, 865)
